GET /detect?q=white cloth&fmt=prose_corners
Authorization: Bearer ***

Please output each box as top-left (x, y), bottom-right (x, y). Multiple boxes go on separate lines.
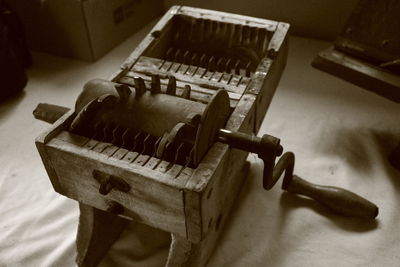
top-left (1, 28), bottom-right (399, 266)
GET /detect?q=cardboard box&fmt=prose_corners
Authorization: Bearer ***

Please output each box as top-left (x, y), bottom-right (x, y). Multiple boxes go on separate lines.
top-left (8, 0), bottom-right (163, 61)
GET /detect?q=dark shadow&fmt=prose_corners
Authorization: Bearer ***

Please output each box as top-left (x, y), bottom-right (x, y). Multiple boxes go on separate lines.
top-left (313, 127), bottom-right (374, 173)
top-left (314, 127), bottom-right (400, 176)
top-left (0, 90), bottom-right (26, 119)
top-left (279, 192), bottom-right (379, 232)
top-left (369, 130), bottom-right (400, 191)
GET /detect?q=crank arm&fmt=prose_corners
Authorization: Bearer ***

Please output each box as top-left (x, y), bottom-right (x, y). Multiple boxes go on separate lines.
top-left (217, 130), bottom-right (378, 220)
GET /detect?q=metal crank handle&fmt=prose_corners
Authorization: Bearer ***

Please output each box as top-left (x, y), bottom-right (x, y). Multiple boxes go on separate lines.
top-left (268, 152), bottom-right (379, 220)
top-left (217, 130), bottom-right (378, 220)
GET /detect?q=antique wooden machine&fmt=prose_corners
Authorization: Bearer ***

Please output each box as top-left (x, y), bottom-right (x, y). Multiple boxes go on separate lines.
top-left (34, 6), bottom-right (378, 267)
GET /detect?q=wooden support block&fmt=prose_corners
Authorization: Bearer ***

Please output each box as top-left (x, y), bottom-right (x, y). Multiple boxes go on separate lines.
top-left (76, 203), bottom-right (130, 267)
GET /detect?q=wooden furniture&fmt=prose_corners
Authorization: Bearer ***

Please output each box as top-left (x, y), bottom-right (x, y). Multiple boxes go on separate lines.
top-left (312, 0), bottom-right (400, 102)
top-left (35, 7), bottom-right (289, 266)
top-left (312, 0), bottom-right (400, 169)
top-left (34, 6), bottom-right (378, 267)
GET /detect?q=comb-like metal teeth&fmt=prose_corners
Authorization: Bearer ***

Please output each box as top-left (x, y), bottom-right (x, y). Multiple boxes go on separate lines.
top-left (234, 24), bottom-right (242, 46)
top-left (250, 27), bottom-right (258, 49)
top-left (153, 136), bottom-right (162, 156)
top-left (121, 128), bottom-right (135, 149)
top-left (156, 133), bottom-right (169, 158)
top-left (257, 28), bottom-right (268, 55)
top-left (199, 19), bottom-right (206, 42)
top-left (142, 134), bottom-right (157, 155)
top-left (133, 131), bottom-right (145, 152)
top-left (186, 147), bottom-right (195, 167)
top-left (175, 142), bottom-right (192, 166)
top-left (163, 141), bottom-right (177, 163)
top-left (234, 59), bottom-right (241, 75)
top-left (181, 85), bottom-right (191, 99)
top-left (225, 58), bottom-right (232, 73)
top-left (134, 77), bottom-right (146, 96)
top-left (200, 54), bottom-right (207, 68)
top-left (204, 19), bottom-right (212, 41)
top-left (208, 56), bottom-right (216, 72)
top-left (226, 23), bottom-right (235, 48)
top-left (93, 121), bottom-right (104, 140)
top-left (174, 143), bottom-right (185, 165)
top-left (173, 27), bottom-right (180, 42)
top-left (188, 17), bottom-right (195, 42)
top-left (218, 22), bottom-right (226, 41)
top-left (115, 84), bottom-right (131, 103)
top-left (183, 50), bottom-right (190, 64)
top-left (174, 49), bottom-right (182, 63)
top-left (166, 47), bottom-right (174, 61)
top-left (111, 125), bottom-right (123, 146)
top-left (242, 25), bottom-right (250, 47)
top-left (216, 57), bottom-right (224, 72)
top-left (245, 61), bottom-right (252, 77)
top-left (103, 122), bottom-right (114, 143)
top-left (214, 21), bottom-right (221, 41)
top-left (151, 75), bottom-right (161, 94)
top-left (166, 76), bottom-right (176, 95)
top-left (190, 53), bottom-right (198, 66)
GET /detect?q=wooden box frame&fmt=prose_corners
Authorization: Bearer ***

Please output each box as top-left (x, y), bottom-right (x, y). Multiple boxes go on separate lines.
top-left (36, 6), bottom-right (289, 266)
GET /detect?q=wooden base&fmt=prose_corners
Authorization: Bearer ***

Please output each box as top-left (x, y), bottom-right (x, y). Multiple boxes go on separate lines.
top-left (76, 203), bottom-right (130, 267)
top-left (312, 46), bottom-right (400, 103)
top-left (75, 162), bottom-right (250, 267)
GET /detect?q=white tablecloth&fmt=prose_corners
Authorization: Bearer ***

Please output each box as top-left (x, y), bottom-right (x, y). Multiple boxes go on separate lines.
top-left (1, 22), bottom-right (399, 266)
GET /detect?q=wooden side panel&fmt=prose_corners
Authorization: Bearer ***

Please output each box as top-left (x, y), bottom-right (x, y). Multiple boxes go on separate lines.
top-left (247, 24), bottom-right (289, 132)
top-left (199, 94), bottom-right (256, 236)
top-left (44, 137), bottom-right (187, 237)
top-left (35, 110), bottom-right (75, 193)
top-left (168, 162), bottom-right (250, 267)
top-left (183, 91), bottom-right (257, 244)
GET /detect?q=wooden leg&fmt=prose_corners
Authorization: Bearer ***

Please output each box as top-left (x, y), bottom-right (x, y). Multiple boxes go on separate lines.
top-left (165, 162), bottom-right (250, 267)
top-left (165, 234), bottom-right (193, 267)
top-left (389, 142), bottom-right (400, 170)
top-left (76, 203), bottom-right (130, 267)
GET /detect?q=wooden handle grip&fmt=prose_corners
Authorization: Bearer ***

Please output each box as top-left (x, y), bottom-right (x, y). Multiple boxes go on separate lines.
top-left (286, 175), bottom-right (379, 219)
top-left (33, 103), bottom-right (70, 124)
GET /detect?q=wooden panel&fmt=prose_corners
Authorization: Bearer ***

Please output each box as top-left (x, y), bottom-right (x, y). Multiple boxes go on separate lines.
top-left (183, 85), bottom-right (257, 243)
top-left (35, 110), bottom-right (76, 194)
top-left (177, 6), bottom-right (278, 30)
top-left (166, 162), bottom-right (250, 267)
top-left (253, 38), bottom-right (288, 132)
top-left (181, 13), bottom-right (288, 244)
top-left (43, 136), bottom-right (187, 236)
